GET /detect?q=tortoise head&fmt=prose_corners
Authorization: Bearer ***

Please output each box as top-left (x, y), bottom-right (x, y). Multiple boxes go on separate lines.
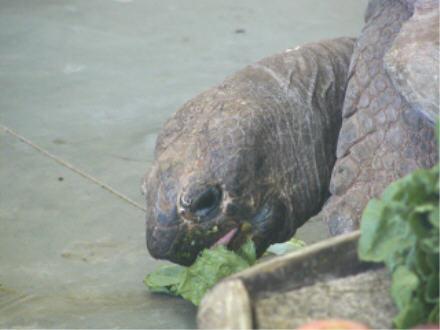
top-left (145, 85), bottom-right (294, 266)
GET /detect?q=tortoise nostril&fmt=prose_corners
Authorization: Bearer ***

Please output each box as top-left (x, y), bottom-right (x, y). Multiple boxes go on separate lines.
top-left (190, 186), bottom-right (221, 217)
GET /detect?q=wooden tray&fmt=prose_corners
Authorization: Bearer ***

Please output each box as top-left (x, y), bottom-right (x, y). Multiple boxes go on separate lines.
top-left (197, 231), bottom-right (397, 328)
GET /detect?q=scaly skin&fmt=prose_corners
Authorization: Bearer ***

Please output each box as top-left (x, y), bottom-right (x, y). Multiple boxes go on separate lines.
top-left (146, 38), bottom-right (355, 265)
top-left (322, 0), bottom-right (438, 235)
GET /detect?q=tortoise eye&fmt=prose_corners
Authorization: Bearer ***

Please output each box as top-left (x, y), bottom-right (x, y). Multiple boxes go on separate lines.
top-left (190, 186), bottom-right (222, 218)
top-left (180, 185), bottom-right (222, 220)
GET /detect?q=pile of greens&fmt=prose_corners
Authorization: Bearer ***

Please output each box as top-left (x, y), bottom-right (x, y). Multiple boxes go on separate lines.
top-left (358, 162), bottom-right (439, 328)
top-left (145, 239), bottom-right (257, 306)
top-left (144, 236), bottom-right (306, 306)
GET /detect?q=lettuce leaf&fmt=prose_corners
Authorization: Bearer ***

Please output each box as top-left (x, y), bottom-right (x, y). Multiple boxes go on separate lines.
top-left (358, 162), bottom-right (439, 328)
top-left (144, 264), bottom-right (186, 295)
top-left (264, 236), bottom-right (306, 256)
top-left (144, 239), bottom-right (256, 306)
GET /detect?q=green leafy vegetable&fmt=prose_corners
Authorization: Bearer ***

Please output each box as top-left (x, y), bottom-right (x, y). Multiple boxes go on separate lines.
top-left (358, 159), bottom-right (439, 328)
top-left (144, 264), bottom-right (186, 295)
top-left (264, 236), bottom-right (307, 256)
top-left (145, 235), bottom-right (306, 305)
top-left (144, 239), bottom-right (257, 306)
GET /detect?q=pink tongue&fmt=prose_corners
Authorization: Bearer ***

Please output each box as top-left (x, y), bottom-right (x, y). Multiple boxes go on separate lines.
top-left (210, 228), bottom-right (238, 249)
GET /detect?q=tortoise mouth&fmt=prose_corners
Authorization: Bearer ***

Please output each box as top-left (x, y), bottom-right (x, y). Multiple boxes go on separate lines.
top-left (164, 200), bottom-right (281, 265)
top-left (210, 228), bottom-right (238, 249)
top-left (147, 194), bottom-right (288, 266)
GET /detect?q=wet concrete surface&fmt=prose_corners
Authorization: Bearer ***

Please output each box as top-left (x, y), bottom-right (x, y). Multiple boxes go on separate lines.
top-left (1, 0), bottom-right (367, 328)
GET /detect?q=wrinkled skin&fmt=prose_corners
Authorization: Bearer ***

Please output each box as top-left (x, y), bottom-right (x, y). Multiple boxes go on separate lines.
top-left (146, 38), bottom-right (354, 265)
top-left (146, 0), bottom-right (438, 266)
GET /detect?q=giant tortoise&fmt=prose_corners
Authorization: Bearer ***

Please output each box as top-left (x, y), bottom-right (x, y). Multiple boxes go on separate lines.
top-left (144, 0), bottom-right (438, 265)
